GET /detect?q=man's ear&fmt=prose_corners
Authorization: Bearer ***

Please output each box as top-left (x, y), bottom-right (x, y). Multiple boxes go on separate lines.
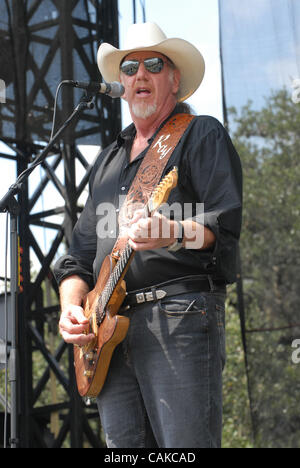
top-left (172, 68), bottom-right (181, 96)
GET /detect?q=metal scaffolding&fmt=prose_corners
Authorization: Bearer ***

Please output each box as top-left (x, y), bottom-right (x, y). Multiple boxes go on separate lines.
top-left (0, 0), bottom-right (121, 448)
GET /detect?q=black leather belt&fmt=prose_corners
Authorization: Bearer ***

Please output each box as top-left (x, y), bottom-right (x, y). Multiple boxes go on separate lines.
top-left (122, 275), bottom-right (226, 308)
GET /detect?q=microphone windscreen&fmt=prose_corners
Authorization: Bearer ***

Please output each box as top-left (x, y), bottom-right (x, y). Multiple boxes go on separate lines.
top-left (109, 81), bottom-right (125, 98)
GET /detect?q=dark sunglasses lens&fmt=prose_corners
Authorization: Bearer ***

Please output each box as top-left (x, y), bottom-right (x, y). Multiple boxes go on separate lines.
top-left (120, 60), bottom-right (139, 76)
top-left (120, 57), bottom-right (165, 75)
top-left (144, 57), bottom-right (164, 73)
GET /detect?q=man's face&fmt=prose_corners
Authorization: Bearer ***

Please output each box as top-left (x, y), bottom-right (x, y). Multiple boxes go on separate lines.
top-left (119, 51), bottom-right (180, 121)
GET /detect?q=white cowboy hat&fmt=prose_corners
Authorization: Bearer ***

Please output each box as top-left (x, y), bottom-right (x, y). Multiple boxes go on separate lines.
top-left (97, 22), bottom-right (205, 102)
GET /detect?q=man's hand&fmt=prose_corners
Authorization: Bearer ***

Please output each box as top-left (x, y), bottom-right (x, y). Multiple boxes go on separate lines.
top-left (126, 209), bottom-right (216, 251)
top-left (58, 275), bottom-right (94, 346)
top-left (127, 210), bottom-right (177, 251)
top-left (59, 305), bottom-right (95, 346)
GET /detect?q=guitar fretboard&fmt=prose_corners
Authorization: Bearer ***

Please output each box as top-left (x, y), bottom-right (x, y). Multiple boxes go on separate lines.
top-left (95, 242), bottom-right (134, 325)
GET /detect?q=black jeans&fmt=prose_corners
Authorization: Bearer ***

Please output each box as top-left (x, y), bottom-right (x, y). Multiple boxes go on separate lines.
top-left (97, 290), bottom-right (226, 448)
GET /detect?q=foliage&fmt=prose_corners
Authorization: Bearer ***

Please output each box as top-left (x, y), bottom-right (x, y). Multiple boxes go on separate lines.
top-left (222, 286), bottom-right (253, 448)
top-left (228, 88), bottom-right (300, 448)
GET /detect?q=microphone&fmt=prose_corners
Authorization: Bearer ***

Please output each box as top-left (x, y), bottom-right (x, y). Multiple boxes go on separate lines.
top-left (66, 80), bottom-right (125, 98)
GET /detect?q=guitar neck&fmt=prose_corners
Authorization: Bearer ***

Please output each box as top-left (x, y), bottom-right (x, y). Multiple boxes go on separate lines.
top-left (100, 205), bottom-right (150, 314)
top-left (102, 242), bottom-right (135, 309)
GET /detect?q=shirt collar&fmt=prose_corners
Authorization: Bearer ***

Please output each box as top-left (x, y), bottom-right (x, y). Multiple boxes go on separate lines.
top-left (116, 104), bottom-right (184, 148)
top-left (117, 123), bottom-right (136, 148)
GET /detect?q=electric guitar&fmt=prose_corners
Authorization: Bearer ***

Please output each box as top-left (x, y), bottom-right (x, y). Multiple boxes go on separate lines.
top-left (74, 167), bottom-right (178, 397)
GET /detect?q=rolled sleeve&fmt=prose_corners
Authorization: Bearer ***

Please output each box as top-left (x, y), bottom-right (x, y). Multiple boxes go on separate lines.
top-left (54, 194), bottom-right (97, 289)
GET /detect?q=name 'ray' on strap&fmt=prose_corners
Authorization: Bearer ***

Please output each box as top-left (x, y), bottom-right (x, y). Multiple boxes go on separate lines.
top-left (112, 113), bottom-right (195, 258)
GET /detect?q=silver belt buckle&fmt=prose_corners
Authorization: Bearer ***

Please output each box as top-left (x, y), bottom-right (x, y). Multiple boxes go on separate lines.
top-left (156, 289), bottom-right (167, 300)
top-left (135, 289), bottom-right (167, 304)
top-left (145, 292), bottom-right (154, 302)
top-left (136, 292), bottom-right (145, 304)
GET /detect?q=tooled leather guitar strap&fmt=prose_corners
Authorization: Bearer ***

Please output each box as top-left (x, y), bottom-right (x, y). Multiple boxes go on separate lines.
top-left (112, 113), bottom-right (195, 258)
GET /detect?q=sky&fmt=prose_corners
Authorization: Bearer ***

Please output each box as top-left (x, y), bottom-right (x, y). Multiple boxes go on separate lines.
top-left (0, 0), bottom-right (221, 280)
top-left (118, 0), bottom-right (222, 125)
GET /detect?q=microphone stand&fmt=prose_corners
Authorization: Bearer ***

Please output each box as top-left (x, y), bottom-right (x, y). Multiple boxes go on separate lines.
top-left (0, 91), bottom-right (96, 448)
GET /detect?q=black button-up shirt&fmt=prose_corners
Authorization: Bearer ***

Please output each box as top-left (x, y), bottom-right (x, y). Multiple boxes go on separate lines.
top-left (54, 110), bottom-right (243, 291)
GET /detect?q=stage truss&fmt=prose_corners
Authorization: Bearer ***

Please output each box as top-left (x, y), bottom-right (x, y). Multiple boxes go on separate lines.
top-left (0, 0), bottom-right (121, 448)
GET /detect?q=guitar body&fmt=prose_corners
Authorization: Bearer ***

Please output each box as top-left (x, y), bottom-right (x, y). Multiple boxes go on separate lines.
top-left (74, 255), bottom-right (130, 397)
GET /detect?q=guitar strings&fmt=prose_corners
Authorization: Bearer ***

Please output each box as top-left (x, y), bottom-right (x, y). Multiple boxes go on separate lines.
top-left (95, 243), bottom-right (134, 325)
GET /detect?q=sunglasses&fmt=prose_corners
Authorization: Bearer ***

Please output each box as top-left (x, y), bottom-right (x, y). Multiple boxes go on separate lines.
top-left (120, 57), bottom-right (170, 76)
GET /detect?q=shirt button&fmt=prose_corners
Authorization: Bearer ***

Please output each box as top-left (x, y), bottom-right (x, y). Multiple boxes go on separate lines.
top-left (121, 186), bottom-right (126, 191)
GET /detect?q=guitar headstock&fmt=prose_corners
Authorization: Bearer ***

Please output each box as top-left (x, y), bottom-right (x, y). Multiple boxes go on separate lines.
top-left (148, 166), bottom-right (178, 214)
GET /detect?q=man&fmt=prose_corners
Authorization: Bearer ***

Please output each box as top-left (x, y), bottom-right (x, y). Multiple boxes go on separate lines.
top-left (54, 22), bottom-right (242, 448)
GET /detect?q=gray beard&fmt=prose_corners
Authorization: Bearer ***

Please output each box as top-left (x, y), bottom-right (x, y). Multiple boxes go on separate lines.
top-left (132, 102), bottom-right (157, 119)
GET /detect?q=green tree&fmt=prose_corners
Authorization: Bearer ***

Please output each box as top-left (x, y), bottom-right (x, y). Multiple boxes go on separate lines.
top-left (228, 88), bottom-right (300, 448)
top-left (222, 286), bottom-right (253, 448)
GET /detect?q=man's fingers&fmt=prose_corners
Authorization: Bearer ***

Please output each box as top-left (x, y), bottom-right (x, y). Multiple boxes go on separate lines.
top-left (59, 305), bottom-right (95, 346)
top-left (60, 318), bottom-right (87, 335)
top-left (128, 217), bottom-right (152, 240)
top-left (60, 322), bottom-right (95, 346)
top-left (62, 331), bottom-right (95, 346)
top-left (68, 305), bottom-right (89, 324)
top-left (128, 208), bottom-right (145, 224)
top-left (128, 213), bottom-right (167, 242)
